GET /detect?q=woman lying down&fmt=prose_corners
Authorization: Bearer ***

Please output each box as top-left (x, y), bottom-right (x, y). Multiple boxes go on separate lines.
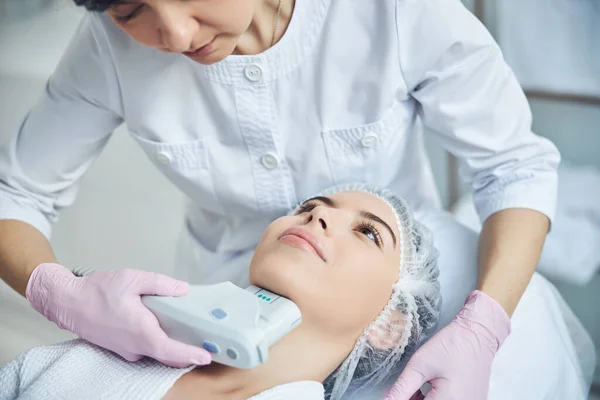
top-left (0, 186), bottom-right (441, 400)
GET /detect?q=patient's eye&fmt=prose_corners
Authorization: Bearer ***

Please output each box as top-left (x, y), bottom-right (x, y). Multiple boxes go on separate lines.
top-left (295, 201), bottom-right (317, 214)
top-left (111, 4), bottom-right (143, 23)
top-left (356, 222), bottom-right (382, 248)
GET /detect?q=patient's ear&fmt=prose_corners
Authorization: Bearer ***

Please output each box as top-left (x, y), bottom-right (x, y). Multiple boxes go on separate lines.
top-left (367, 309), bottom-right (409, 351)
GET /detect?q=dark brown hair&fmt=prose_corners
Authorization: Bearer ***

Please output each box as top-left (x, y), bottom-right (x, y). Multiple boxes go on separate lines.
top-left (73, 0), bottom-right (119, 11)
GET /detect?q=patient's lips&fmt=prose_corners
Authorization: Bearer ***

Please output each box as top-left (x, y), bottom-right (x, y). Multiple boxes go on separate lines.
top-left (279, 227), bottom-right (326, 262)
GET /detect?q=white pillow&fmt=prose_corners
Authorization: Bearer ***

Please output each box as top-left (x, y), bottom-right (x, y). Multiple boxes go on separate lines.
top-left (415, 210), bottom-right (595, 399)
top-left (416, 210), bottom-right (479, 329)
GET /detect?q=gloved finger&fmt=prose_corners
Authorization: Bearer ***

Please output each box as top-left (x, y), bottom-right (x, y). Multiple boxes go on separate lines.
top-left (385, 364), bottom-right (429, 400)
top-left (137, 272), bottom-right (190, 297)
top-left (151, 336), bottom-right (212, 368)
top-left (118, 350), bottom-right (143, 363)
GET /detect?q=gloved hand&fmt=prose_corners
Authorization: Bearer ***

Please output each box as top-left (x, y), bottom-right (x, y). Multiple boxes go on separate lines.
top-left (26, 263), bottom-right (212, 368)
top-left (386, 290), bottom-right (511, 400)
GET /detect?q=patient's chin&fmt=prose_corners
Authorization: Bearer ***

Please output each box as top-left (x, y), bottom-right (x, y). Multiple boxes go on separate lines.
top-left (249, 256), bottom-right (295, 296)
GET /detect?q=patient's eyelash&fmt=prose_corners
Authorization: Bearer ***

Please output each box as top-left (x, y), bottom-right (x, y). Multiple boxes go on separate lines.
top-left (295, 201), bottom-right (318, 214)
top-left (355, 221), bottom-right (382, 248)
top-left (113, 5), bottom-right (142, 23)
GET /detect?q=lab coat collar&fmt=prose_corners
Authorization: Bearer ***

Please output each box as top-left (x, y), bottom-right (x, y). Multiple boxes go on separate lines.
top-left (197, 0), bottom-right (330, 86)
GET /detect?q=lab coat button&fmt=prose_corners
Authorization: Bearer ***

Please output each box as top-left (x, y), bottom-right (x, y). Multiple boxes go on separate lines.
top-left (156, 151), bottom-right (172, 165)
top-left (261, 153), bottom-right (279, 170)
top-left (361, 133), bottom-right (379, 148)
top-left (244, 64), bottom-right (263, 82)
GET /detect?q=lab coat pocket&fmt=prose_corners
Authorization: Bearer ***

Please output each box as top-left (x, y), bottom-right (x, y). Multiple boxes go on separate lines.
top-left (130, 133), bottom-right (209, 173)
top-left (129, 131), bottom-right (223, 212)
top-left (322, 105), bottom-right (409, 185)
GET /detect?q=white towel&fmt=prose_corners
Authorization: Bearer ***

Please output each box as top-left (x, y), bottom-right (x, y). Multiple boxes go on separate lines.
top-left (0, 339), bottom-right (325, 400)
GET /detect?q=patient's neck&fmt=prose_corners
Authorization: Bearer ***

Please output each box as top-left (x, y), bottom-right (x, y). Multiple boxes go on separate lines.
top-left (178, 322), bottom-right (357, 399)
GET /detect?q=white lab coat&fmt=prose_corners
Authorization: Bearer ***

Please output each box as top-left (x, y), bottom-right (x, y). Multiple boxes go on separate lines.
top-left (0, 0), bottom-right (559, 288)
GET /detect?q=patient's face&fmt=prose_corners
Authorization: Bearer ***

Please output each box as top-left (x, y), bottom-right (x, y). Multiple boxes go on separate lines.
top-left (250, 191), bottom-right (401, 338)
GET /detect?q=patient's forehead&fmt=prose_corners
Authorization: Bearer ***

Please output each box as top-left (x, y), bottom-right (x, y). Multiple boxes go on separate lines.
top-left (329, 191), bottom-right (398, 232)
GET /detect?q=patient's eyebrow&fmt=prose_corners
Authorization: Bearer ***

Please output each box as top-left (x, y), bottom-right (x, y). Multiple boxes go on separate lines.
top-left (360, 211), bottom-right (397, 248)
top-left (300, 196), bottom-right (397, 248)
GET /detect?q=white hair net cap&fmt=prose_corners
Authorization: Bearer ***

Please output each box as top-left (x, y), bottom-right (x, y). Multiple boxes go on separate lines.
top-left (293, 183), bottom-right (441, 400)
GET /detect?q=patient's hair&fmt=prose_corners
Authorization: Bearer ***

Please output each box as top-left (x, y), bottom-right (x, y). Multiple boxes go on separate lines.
top-left (73, 0), bottom-right (116, 11)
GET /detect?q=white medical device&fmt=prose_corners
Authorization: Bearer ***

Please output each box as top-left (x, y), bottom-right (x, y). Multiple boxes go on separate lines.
top-left (141, 282), bottom-right (302, 369)
top-left (71, 267), bottom-right (302, 369)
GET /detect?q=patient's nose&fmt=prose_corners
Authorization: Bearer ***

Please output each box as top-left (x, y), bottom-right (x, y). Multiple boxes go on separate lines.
top-left (306, 214), bottom-right (327, 230)
top-left (306, 206), bottom-right (328, 230)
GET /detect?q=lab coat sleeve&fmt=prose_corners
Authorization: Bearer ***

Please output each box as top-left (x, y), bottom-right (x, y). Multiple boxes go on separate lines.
top-left (0, 14), bottom-right (123, 239)
top-left (395, 0), bottom-right (560, 224)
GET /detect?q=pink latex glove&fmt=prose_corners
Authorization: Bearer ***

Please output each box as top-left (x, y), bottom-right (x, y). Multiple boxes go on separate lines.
top-left (386, 290), bottom-right (511, 400)
top-left (26, 263), bottom-right (212, 368)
